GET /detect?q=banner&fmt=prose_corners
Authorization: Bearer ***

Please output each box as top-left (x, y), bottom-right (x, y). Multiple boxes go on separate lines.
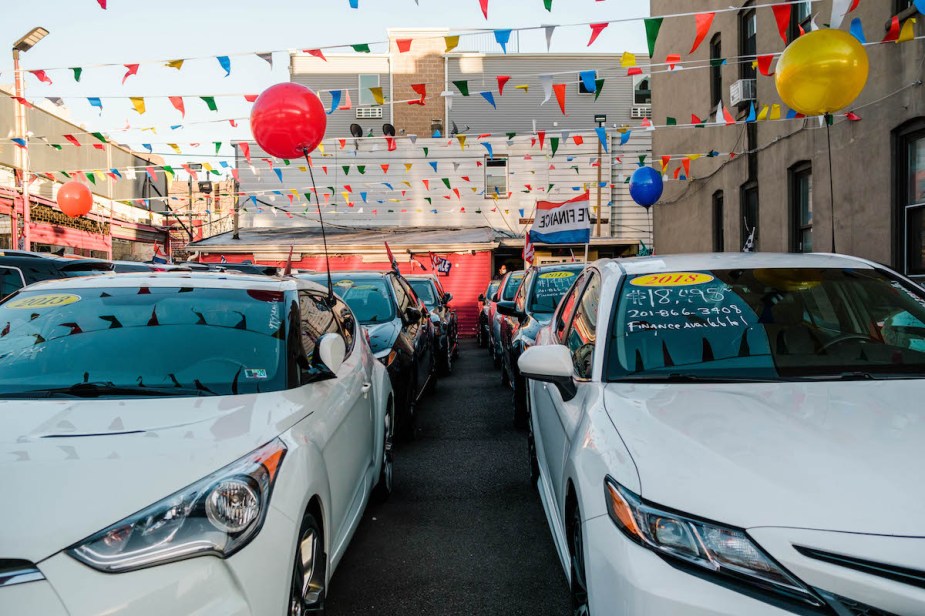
top-left (529, 192), bottom-right (591, 244)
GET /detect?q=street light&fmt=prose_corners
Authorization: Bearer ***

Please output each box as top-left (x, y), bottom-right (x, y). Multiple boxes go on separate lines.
top-left (12, 26), bottom-right (49, 251)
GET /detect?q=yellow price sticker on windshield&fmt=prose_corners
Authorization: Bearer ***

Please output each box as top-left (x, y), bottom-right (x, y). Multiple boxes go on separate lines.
top-left (540, 271), bottom-right (576, 280)
top-left (630, 273), bottom-right (714, 287)
top-left (6, 293), bottom-right (82, 310)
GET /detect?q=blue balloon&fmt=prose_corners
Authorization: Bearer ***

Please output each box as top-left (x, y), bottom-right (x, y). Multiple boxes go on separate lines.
top-left (629, 166), bottom-right (663, 209)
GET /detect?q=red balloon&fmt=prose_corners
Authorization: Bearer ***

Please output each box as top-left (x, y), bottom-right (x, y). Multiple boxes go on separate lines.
top-left (57, 181), bottom-right (93, 218)
top-left (250, 83), bottom-right (327, 159)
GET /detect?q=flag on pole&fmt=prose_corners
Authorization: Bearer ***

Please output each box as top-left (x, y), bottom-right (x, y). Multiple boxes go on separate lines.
top-left (385, 241), bottom-right (399, 273)
top-left (220, 255), bottom-right (227, 263)
top-left (522, 235), bottom-right (535, 265)
top-left (152, 243), bottom-right (169, 264)
top-left (529, 192), bottom-right (592, 244)
top-left (742, 225), bottom-right (756, 253)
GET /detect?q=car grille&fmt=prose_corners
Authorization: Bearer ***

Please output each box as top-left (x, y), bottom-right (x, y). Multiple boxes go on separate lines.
top-left (0, 559), bottom-right (44, 587)
top-left (795, 545), bottom-right (925, 590)
top-left (816, 590), bottom-right (899, 616)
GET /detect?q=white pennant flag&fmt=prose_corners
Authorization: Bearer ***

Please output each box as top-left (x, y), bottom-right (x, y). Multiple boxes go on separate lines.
top-left (125, 168), bottom-right (137, 181)
top-left (830, 0), bottom-right (853, 29)
top-left (544, 25), bottom-right (556, 51)
top-left (713, 100), bottom-right (724, 125)
top-left (540, 75), bottom-right (554, 105)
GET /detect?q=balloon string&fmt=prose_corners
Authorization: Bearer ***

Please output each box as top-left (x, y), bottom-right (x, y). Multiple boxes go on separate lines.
top-left (825, 115), bottom-right (836, 254)
top-left (306, 151), bottom-right (335, 302)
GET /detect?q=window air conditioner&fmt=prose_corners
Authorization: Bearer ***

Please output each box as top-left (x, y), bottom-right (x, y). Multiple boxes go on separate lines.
top-left (730, 79), bottom-right (757, 106)
top-left (630, 106), bottom-right (652, 119)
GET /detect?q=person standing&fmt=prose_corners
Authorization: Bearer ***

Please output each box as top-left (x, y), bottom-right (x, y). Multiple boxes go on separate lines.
top-left (494, 263), bottom-right (508, 280)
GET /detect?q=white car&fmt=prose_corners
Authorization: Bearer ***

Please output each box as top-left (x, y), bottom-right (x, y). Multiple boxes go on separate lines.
top-left (0, 273), bottom-right (393, 615)
top-left (519, 253), bottom-right (925, 616)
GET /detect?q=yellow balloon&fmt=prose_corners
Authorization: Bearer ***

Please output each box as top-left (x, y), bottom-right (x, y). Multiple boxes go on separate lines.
top-left (775, 29), bottom-right (869, 116)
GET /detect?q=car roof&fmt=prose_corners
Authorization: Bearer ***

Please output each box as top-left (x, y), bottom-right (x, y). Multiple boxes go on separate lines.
top-left (20, 272), bottom-right (328, 294)
top-left (302, 270), bottom-right (391, 280)
top-left (0, 252), bottom-right (111, 266)
top-left (599, 252), bottom-right (877, 277)
top-left (533, 262), bottom-right (586, 272)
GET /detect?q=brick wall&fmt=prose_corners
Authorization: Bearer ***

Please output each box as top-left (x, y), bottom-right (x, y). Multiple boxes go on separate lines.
top-left (389, 30), bottom-right (448, 137)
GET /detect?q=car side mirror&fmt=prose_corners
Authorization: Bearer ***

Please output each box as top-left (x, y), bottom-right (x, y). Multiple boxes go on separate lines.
top-left (315, 333), bottom-right (346, 374)
top-left (496, 300), bottom-right (527, 323)
top-left (518, 345), bottom-right (577, 401)
top-left (444, 292), bottom-right (453, 304)
top-left (404, 306), bottom-right (422, 324)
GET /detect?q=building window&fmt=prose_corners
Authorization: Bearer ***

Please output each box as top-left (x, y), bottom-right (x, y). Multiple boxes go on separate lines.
top-left (739, 5), bottom-right (757, 81)
top-left (713, 191), bottom-right (725, 252)
top-left (788, 1), bottom-right (813, 42)
top-left (633, 75), bottom-right (651, 105)
top-left (742, 183), bottom-right (759, 251)
top-left (485, 157), bottom-right (509, 199)
top-left (709, 34), bottom-right (723, 109)
top-left (895, 120), bottom-right (925, 275)
top-left (894, 0), bottom-right (915, 16)
top-left (790, 162), bottom-right (813, 253)
top-left (358, 74), bottom-right (380, 107)
top-left (578, 70), bottom-right (597, 94)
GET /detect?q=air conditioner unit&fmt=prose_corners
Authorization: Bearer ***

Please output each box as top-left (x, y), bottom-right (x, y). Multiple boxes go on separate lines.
top-left (630, 106), bottom-right (652, 119)
top-left (356, 107), bottom-right (383, 119)
top-left (730, 79), bottom-right (757, 106)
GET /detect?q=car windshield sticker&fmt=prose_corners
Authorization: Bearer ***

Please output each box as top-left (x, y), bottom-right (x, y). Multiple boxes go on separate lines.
top-left (6, 294), bottom-right (81, 310)
top-left (630, 273), bottom-right (715, 287)
top-left (334, 280), bottom-right (354, 288)
top-left (244, 368), bottom-right (268, 380)
top-left (539, 271), bottom-right (576, 280)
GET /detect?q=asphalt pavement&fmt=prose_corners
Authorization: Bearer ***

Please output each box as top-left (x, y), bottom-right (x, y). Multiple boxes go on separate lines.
top-left (326, 339), bottom-right (571, 615)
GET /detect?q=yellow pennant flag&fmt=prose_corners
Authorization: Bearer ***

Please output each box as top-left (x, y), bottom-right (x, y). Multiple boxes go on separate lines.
top-left (445, 35), bottom-right (460, 52)
top-left (515, 84), bottom-right (529, 93)
top-left (471, 187), bottom-right (479, 193)
top-left (621, 51), bottom-right (636, 68)
top-left (167, 143), bottom-right (182, 154)
top-left (770, 104), bottom-right (781, 120)
top-left (342, 192), bottom-right (350, 202)
top-left (757, 105), bottom-right (770, 121)
top-left (317, 144), bottom-right (325, 155)
top-left (898, 18), bottom-right (917, 43)
top-left (402, 181), bottom-right (412, 188)
top-left (404, 163), bottom-right (413, 172)
top-left (389, 198), bottom-right (401, 203)
top-left (129, 97), bottom-right (146, 115)
top-left (457, 135), bottom-right (467, 150)
top-left (142, 127), bottom-right (157, 134)
top-left (165, 59), bottom-right (184, 70)
top-left (688, 154), bottom-right (702, 161)
top-left (298, 166), bottom-right (307, 172)
top-left (203, 162), bottom-right (214, 172)
top-left (369, 87), bottom-right (384, 106)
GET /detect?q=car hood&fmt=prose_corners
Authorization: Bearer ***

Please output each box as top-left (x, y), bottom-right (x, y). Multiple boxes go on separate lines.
top-left (365, 320), bottom-right (400, 355)
top-left (603, 380), bottom-right (925, 535)
top-left (0, 390), bottom-right (313, 563)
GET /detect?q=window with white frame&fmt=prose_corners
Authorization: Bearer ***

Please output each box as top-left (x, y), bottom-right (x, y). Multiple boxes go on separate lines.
top-left (633, 75), bottom-right (651, 105)
top-left (358, 74), bottom-right (380, 106)
top-left (485, 157), bottom-right (509, 199)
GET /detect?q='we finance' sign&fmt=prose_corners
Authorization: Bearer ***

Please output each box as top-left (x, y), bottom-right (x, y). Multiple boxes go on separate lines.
top-left (528, 192), bottom-right (592, 245)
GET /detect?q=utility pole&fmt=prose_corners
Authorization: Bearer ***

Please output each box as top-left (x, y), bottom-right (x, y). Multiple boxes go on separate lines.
top-left (232, 177), bottom-right (240, 240)
top-left (187, 163), bottom-right (203, 242)
top-left (594, 114), bottom-right (607, 238)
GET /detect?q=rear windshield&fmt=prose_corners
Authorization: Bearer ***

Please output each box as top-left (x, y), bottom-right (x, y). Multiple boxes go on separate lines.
top-left (313, 276), bottom-right (395, 324)
top-left (486, 281), bottom-right (500, 300)
top-left (530, 267), bottom-right (583, 314)
top-left (608, 268), bottom-right (925, 381)
top-left (408, 280), bottom-right (438, 308)
top-left (0, 286), bottom-right (288, 397)
top-left (502, 272), bottom-right (526, 301)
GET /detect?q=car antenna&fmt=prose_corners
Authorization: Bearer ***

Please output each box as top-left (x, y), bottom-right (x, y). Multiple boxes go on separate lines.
top-left (303, 148), bottom-right (335, 304)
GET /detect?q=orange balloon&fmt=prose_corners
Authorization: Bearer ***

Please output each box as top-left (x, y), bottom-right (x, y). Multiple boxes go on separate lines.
top-left (57, 181), bottom-right (93, 217)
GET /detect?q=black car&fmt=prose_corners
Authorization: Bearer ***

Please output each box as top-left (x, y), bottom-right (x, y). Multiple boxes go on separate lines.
top-left (497, 263), bottom-right (586, 427)
top-left (407, 274), bottom-right (459, 375)
top-left (0, 251), bottom-right (113, 298)
top-left (302, 270), bottom-right (436, 439)
top-left (213, 263), bottom-right (280, 276)
top-left (477, 280), bottom-right (501, 348)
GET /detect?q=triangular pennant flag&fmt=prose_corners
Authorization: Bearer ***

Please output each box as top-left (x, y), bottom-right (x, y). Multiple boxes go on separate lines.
top-left (497, 75), bottom-right (511, 96)
top-left (445, 36), bottom-right (460, 52)
top-left (257, 52), bottom-right (273, 67)
top-left (369, 87), bottom-right (384, 105)
top-left (410, 83), bottom-right (427, 105)
top-left (480, 91), bottom-right (497, 109)
top-left (494, 29), bottom-right (512, 53)
top-left (771, 4), bottom-right (792, 43)
top-left (594, 79), bottom-right (605, 101)
top-left (71, 67), bottom-right (83, 82)
top-left (29, 70), bottom-right (52, 85)
top-left (850, 17), bottom-right (867, 44)
top-left (396, 39), bottom-right (413, 53)
top-left (550, 137), bottom-right (560, 157)
top-left (644, 18), bottom-right (663, 57)
top-left (240, 142), bottom-right (251, 162)
top-left (588, 22), bottom-right (609, 47)
top-left (165, 59), bottom-right (184, 70)
top-left (88, 97), bottom-right (103, 112)
top-left (579, 70), bottom-right (597, 93)
top-left (544, 25), bottom-right (557, 51)
top-left (457, 135), bottom-right (467, 150)
top-left (757, 55), bottom-right (775, 76)
top-left (481, 142), bottom-right (494, 159)
top-left (746, 102), bottom-right (757, 123)
top-left (553, 84), bottom-right (567, 115)
top-left (453, 80), bottom-right (470, 96)
top-left (129, 97), bottom-right (146, 114)
top-left (479, 0), bottom-right (489, 18)
top-left (217, 56), bottom-right (231, 77)
top-left (429, 161), bottom-right (438, 172)
top-left (340, 89), bottom-right (353, 110)
top-left (352, 44), bottom-right (372, 53)
top-left (898, 17), bottom-right (917, 43)
top-left (539, 75), bottom-right (554, 104)
top-left (306, 49), bottom-right (327, 61)
top-left (169, 96), bottom-right (185, 117)
top-left (690, 12), bottom-right (715, 53)
top-left (200, 96), bottom-right (218, 112)
top-left (327, 90), bottom-right (342, 114)
top-left (122, 64), bottom-right (139, 85)
top-left (757, 105), bottom-right (769, 121)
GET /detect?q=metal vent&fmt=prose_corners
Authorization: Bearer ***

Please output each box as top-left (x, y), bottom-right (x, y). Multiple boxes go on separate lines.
top-left (356, 107), bottom-right (383, 119)
top-left (630, 106), bottom-right (652, 119)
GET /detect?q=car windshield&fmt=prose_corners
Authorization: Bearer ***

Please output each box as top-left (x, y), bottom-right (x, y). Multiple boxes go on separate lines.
top-left (408, 279), bottom-right (438, 308)
top-left (486, 281), bottom-right (500, 301)
top-left (608, 268), bottom-right (925, 382)
top-left (314, 276), bottom-right (395, 324)
top-left (502, 272), bottom-right (526, 301)
top-left (0, 286), bottom-right (288, 398)
top-left (529, 267), bottom-right (584, 314)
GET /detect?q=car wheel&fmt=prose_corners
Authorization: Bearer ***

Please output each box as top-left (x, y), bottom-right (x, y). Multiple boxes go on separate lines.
top-left (569, 504), bottom-right (591, 616)
top-left (513, 376), bottom-right (528, 429)
top-left (289, 511), bottom-right (326, 616)
top-left (372, 399), bottom-right (394, 502)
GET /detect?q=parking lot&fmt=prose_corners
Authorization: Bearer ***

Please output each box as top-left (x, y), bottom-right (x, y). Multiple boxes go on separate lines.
top-left (326, 339), bottom-right (571, 615)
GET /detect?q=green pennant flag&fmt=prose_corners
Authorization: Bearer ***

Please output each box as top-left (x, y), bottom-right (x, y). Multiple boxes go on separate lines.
top-left (60, 171), bottom-right (71, 178)
top-left (86, 172), bottom-right (97, 185)
top-left (666, 117), bottom-right (677, 126)
top-left (638, 155), bottom-right (647, 166)
top-left (550, 137), bottom-right (559, 157)
top-left (709, 57), bottom-right (726, 68)
top-left (594, 79), bottom-right (605, 101)
top-left (210, 169), bottom-right (221, 176)
top-left (214, 142), bottom-right (221, 154)
top-left (201, 96), bottom-right (218, 111)
top-left (357, 165), bottom-right (366, 174)
top-left (71, 67), bottom-right (83, 82)
top-left (162, 165), bottom-right (175, 178)
top-left (544, 0), bottom-right (552, 10)
top-left (351, 44), bottom-right (371, 53)
top-left (304, 193), bottom-right (312, 202)
top-left (50, 144), bottom-right (62, 150)
top-left (506, 132), bottom-right (517, 139)
top-left (452, 80), bottom-right (470, 96)
top-left (91, 132), bottom-right (107, 143)
top-left (342, 166), bottom-right (350, 176)
top-left (624, 176), bottom-right (631, 184)
top-left (282, 159), bottom-right (290, 166)
top-left (423, 147), bottom-right (429, 157)
top-left (425, 198), bottom-right (432, 205)
top-left (571, 165), bottom-right (580, 174)
top-left (547, 183), bottom-right (554, 193)
top-left (644, 18), bottom-right (663, 58)
top-left (442, 178), bottom-right (451, 189)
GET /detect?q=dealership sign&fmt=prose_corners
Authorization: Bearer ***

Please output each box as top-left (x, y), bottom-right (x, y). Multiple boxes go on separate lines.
top-left (529, 192), bottom-right (592, 244)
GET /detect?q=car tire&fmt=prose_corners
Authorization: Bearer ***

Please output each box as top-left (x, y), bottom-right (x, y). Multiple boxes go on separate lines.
top-left (289, 511), bottom-right (326, 616)
top-left (371, 398), bottom-right (394, 502)
top-left (513, 376), bottom-right (528, 430)
top-left (569, 504), bottom-right (591, 616)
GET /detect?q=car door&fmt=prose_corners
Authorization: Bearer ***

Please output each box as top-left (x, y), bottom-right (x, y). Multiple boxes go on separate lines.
top-left (504, 271), bottom-right (532, 374)
top-left (0, 266), bottom-right (25, 300)
top-left (299, 291), bottom-right (373, 544)
top-left (395, 275), bottom-right (432, 393)
top-left (532, 272), bottom-right (590, 508)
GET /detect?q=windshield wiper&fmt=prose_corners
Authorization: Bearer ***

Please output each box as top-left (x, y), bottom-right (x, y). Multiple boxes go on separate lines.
top-left (620, 373), bottom-right (784, 384)
top-left (7, 383), bottom-right (208, 398)
top-left (796, 371), bottom-right (921, 381)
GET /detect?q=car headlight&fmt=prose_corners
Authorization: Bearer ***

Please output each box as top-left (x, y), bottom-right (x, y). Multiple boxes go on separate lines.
top-left (375, 348), bottom-right (397, 367)
top-left (604, 477), bottom-right (821, 607)
top-left (68, 440), bottom-right (287, 573)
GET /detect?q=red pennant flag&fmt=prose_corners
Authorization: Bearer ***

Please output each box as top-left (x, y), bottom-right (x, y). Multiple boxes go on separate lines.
top-left (882, 16), bottom-right (900, 42)
top-left (338, 139), bottom-right (347, 149)
top-left (573, 135), bottom-right (584, 146)
top-left (476, 161), bottom-right (483, 167)
top-left (453, 188), bottom-right (461, 200)
top-left (682, 158), bottom-right (691, 178)
top-left (97, 0), bottom-right (106, 7)
top-left (411, 83), bottom-right (427, 105)
top-left (29, 70), bottom-right (52, 85)
top-left (690, 12), bottom-right (715, 53)
top-left (462, 176), bottom-right (471, 182)
top-left (240, 142), bottom-right (251, 163)
top-left (673, 167), bottom-right (682, 179)
top-left (850, 0), bottom-right (861, 11)
top-left (845, 111), bottom-right (862, 121)
top-left (771, 4), bottom-right (791, 43)
top-left (12, 97), bottom-right (34, 109)
top-left (381, 164), bottom-right (390, 174)
top-left (588, 22), bottom-right (609, 47)
top-left (553, 83), bottom-right (567, 115)
top-left (168, 96), bottom-right (185, 117)
top-left (230, 168), bottom-right (240, 181)
top-left (322, 166), bottom-right (328, 174)
top-left (627, 67), bottom-right (643, 76)
top-left (396, 39), bottom-right (413, 53)
top-left (386, 137), bottom-right (397, 151)
top-left (691, 113), bottom-right (704, 124)
top-left (344, 185), bottom-right (352, 193)
top-left (145, 166), bottom-right (156, 180)
top-left (122, 63), bottom-right (140, 85)
top-left (666, 54), bottom-right (681, 70)
top-left (244, 94), bottom-right (258, 102)
top-left (229, 119), bottom-right (238, 127)
top-left (757, 55), bottom-right (775, 76)
top-left (182, 164), bottom-right (198, 179)
top-left (479, 0), bottom-right (488, 19)
top-left (423, 180), bottom-right (430, 190)
top-left (497, 75), bottom-right (511, 96)
top-left (538, 131), bottom-right (545, 150)
top-left (477, 133), bottom-right (491, 139)
top-left (660, 155), bottom-right (671, 172)
top-left (305, 49), bottom-right (327, 61)
top-left (722, 105), bottom-right (736, 125)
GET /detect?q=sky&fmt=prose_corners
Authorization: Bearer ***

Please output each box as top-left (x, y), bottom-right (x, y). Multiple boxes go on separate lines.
top-left (2, 0), bottom-right (649, 175)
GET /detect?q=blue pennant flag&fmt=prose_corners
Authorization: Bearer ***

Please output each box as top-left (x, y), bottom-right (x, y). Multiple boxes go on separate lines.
top-left (88, 97), bottom-right (103, 112)
top-left (596, 127), bottom-right (610, 152)
top-left (110, 168), bottom-right (122, 179)
top-left (849, 18), bottom-right (866, 44)
top-left (360, 192), bottom-right (368, 203)
top-left (429, 161), bottom-right (438, 172)
top-left (579, 70), bottom-right (597, 93)
top-left (142, 143), bottom-right (152, 153)
top-left (746, 102), bottom-right (757, 123)
top-left (619, 130), bottom-right (631, 146)
top-left (480, 91), bottom-right (497, 109)
top-left (273, 168), bottom-right (283, 182)
top-left (481, 142), bottom-right (494, 159)
top-left (383, 182), bottom-right (393, 190)
top-left (217, 56), bottom-right (231, 77)
top-left (494, 29), bottom-right (513, 53)
top-left (327, 90), bottom-right (342, 115)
